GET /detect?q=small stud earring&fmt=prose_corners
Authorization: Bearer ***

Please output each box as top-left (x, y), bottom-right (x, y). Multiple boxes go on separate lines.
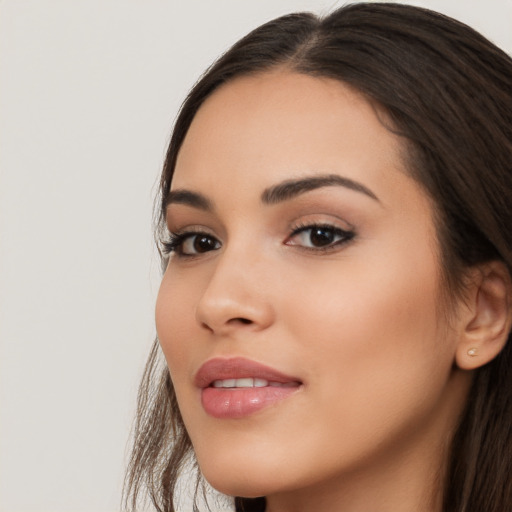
top-left (467, 348), bottom-right (478, 357)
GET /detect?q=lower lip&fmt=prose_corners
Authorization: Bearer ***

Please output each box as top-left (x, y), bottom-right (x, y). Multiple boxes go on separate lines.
top-left (201, 385), bottom-right (299, 419)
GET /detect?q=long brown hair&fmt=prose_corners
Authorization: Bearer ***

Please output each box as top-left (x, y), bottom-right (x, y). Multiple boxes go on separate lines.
top-left (124, 3), bottom-right (512, 511)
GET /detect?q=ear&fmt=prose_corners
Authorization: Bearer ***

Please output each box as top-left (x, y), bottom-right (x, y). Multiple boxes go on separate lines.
top-left (455, 261), bottom-right (512, 370)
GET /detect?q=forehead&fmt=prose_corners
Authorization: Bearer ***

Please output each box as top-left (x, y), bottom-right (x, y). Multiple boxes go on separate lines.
top-left (172, 70), bottom-right (409, 204)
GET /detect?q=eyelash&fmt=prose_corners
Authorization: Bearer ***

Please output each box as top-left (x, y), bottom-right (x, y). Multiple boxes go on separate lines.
top-left (287, 223), bottom-right (355, 252)
top-left (162, 223), bottom-right (356, 258)
top-left (161, 229), bottom-right (219, 257)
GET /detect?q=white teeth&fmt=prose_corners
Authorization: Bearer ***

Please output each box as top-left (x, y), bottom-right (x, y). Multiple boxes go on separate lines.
top-left (235, 378), bottom-right (253, 387)
top-left (212, 378), bottom-right (271, 388)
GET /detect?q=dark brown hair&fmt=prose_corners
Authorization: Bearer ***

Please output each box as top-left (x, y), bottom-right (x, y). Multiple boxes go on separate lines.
top-left (124, 3), bottom-right (512, 511)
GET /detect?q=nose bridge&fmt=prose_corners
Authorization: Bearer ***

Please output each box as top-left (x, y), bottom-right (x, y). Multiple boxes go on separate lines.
top-left (195, 238), bottom-right (274, 334)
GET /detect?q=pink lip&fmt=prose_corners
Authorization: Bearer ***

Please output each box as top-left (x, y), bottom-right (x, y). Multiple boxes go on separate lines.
top-left (195, 357), bottom-right (302, 419)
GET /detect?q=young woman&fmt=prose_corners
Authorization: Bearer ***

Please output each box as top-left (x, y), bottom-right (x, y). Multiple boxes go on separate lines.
top-left (124, 3), bottom-right (512, 511)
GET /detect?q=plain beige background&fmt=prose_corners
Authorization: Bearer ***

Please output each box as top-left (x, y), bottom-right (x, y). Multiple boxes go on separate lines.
top-left (1, 1), bottom-right (511, 511)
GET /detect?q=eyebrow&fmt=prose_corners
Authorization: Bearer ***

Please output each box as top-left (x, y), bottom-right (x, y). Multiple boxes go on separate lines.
top-left (166, 173), bottom-right (379, 211)
top-left (261, 174), bottom-right (379, 204)
top-left (166, 189), bottom-right (213, 211)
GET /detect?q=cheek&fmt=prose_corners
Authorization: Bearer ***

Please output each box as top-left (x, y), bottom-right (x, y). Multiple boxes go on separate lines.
top-left (286, 245), bottom-right (442, 350)
top-left (282, 241), bottom-right (452, 432)
top-left (155, 269), bottom-right (198, 375)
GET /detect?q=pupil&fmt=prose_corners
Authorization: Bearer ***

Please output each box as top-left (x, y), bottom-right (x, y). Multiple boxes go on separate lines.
top-left (194, 236), bottom-right (215, 253)
top-left (310, 228), bottom-right (334, 246)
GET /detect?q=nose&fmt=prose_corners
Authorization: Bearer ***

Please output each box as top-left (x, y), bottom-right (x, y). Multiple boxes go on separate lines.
top-left (195, 250), bottom-right (275, 336)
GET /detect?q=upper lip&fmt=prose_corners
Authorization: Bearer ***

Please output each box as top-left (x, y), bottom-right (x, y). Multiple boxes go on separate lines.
top-left (195, 357), bottom-right (302, 388)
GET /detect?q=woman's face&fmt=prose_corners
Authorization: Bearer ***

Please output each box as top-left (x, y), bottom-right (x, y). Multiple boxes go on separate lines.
top-left (156, 71), bottom-right (470, 505)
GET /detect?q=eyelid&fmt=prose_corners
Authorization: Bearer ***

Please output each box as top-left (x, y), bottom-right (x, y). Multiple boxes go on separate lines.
top-left (161, 227), bottom-right (221, 257)
top-left (285, 222), bottom-right (356, 253)
top-left (162, 217), bottom-right (356, 257)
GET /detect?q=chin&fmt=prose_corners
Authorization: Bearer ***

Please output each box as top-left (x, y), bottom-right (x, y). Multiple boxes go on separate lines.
top-left (197, 450), bottom-right (290, 498)
top-left (201, 467), bottom-right (269, 498)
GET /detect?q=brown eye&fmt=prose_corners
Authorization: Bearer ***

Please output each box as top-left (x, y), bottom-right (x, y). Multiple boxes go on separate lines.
top-left (309, 227), bottom-right (337, 247)
top-left (287, 224), bottom-right (355, 251)
top-left (164, 232), bottom-right (221, 257)
top-left (192, 235), bottom-right (219, 253)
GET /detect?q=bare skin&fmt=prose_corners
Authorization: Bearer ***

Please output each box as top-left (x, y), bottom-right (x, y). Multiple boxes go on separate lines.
top-left (156, 71), bottom-right (508, 512)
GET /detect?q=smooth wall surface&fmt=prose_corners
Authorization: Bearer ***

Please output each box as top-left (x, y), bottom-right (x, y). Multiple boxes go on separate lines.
top-left (1, 1), bottom-right (511, 511)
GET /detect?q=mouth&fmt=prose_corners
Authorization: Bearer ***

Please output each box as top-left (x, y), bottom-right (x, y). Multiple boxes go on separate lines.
top-left (212, 378), bottom-right (298, 388)
top-left (195, 357), bottom-right (302, 419)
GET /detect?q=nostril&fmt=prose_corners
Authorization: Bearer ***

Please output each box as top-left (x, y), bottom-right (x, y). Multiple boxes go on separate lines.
top-left (199, 317), bottom-right (253, 333)
top-left (233, 317), bottom-right (252, 325)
